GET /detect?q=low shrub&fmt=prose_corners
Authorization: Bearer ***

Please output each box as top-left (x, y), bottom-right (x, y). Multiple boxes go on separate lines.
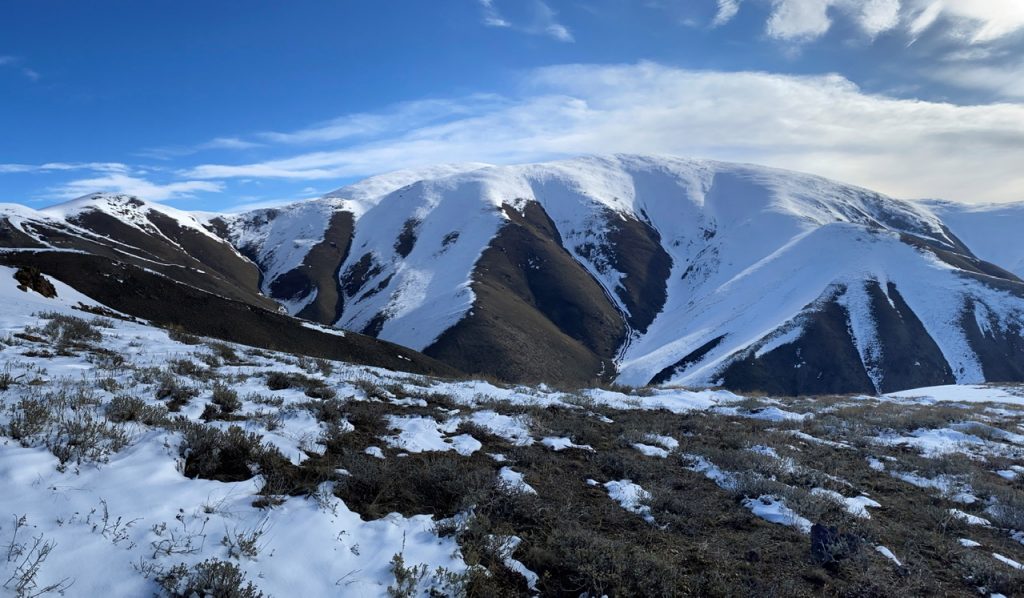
top-left (106, 395), bottom-right (168, 426)
top-left (210, 383), bottom-right (242, 415)
top-left (33, 312), bottom-right (103, 348)
top-left (155, 373), bottom-right (200, 411)
top-left (169, 359), bottom-right (212, 381)
top-left (157, 558), bottom-right (264, 598)
top-left (165, 324), bottom-right (202, 345)
top-left (208, 342), bottom-right (241, 365)
top-left (334, 450), bottom-right (496, 519)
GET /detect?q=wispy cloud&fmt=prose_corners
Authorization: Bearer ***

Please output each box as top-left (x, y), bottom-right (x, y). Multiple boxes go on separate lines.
top-left (0, 55), bottom-right (41, 82)
top-left (140, 137), bottom-right (264, 160)
top-left (478, 0), bottom-right (511, 28)
top-left (762, 0), bottom-right (1024, 44)
top-left (766, 0), bottom-right (834, 42)
top-left (0, 162), bottom-right (130, 175)
top-left (258, 96), bottom-right (506, 145)
top-left (0, 161), bottom-right (220, 203)
top-left (476, 0), bottom-right (573, 42)
top-left (929, 59), bottom-right (1024, 99)
top-left (183, 62), bottom-right (1024, 203)
top-left (712, 0), bottom-right (742, 27)
top-left (51, 173), bottom-right (223, 202)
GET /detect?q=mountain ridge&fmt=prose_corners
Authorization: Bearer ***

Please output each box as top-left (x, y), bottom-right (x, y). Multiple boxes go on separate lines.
top-left (5, 154), bottom-right (1024, 394)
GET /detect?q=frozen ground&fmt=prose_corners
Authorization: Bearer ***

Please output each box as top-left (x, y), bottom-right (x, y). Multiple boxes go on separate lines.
top-left (1, 268), bottom-right (1024, 596)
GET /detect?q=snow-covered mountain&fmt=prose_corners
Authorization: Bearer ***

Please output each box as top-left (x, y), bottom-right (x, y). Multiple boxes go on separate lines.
top-left (922, 199), bottom-right (1024, 279)
top-left (4, 155), bottom-right (1024, 394)
top-left (208, 155), bottom-right (1024, 394)
top-left (0, 193), bottom-right (274, 309)
top-left (0, 193), bottom-right (458, 378)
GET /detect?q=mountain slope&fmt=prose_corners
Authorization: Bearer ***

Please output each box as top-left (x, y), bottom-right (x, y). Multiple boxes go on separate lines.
top-left (0, 194), bottom-right (275, 309)
top-left (0, 195), bottom-right (459, 378)
top-left (218, 154), bottom-right (1024, 394)
top-left (923, 199), bottom-right (1024, 278)
top-left (6, 156), bottom-right (1023, 394)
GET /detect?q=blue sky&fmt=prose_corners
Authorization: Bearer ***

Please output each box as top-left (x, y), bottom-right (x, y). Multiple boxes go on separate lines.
top-left (2, 0), bottom-right (1023, 210)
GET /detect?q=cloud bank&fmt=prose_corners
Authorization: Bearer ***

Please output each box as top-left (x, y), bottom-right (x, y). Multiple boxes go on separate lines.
top-left (182, 62), bottom-right (1024, 203)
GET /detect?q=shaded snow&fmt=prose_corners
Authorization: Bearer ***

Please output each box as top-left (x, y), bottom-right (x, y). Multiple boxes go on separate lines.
top-left (603, 480), bottom-right (655, 524)
top-left (742, 495), bottom-right (812, 534)
top-left (498, 467), bottom-right (537, 495)
top-left (875, 546), bottom-right (902, 566)
top-left (632, 443), bottom-right (670, 458)
top-left (811, 488), bottom-right (881, 519)
top-left (541, 437), bottom-right (594, 452)
top-left (383, 415), bottom-right (481, 456)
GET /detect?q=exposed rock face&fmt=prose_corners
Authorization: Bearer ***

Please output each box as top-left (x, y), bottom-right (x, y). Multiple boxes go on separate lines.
top-left (14, 266), bottom-right (56, 298)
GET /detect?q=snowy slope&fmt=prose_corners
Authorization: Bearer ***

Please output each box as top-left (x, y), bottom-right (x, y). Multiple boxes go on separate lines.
top-left (216, 164), bottom-right (493, 313)
top-left (923, 199), bottom-right (1024, 278)
top-left (42, 193), bottom-right (225, 243)
top-left (5, 261), bottom-right (1024, 594)
top-left (0, 193), bottom-right (278, 311)
top-left (1, 192), bottom-right (248, 263)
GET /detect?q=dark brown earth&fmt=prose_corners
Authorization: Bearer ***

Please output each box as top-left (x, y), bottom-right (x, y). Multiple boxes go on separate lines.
top-left (0, 250), bottom-right (458, 377)
top-left (1, 209), bottom-right (276, 310)
top-left (426, 202), bottom-right (623, 386)
top-left (277, 211), bottom-right (356, 325)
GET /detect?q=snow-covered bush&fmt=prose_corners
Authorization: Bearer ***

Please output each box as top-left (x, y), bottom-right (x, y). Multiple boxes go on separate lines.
top-left (157, 558), bottom-right (264, 598)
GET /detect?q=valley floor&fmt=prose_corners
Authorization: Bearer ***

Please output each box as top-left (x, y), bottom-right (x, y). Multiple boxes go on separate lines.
top-left (1, 274), bottom-right (1024, 596)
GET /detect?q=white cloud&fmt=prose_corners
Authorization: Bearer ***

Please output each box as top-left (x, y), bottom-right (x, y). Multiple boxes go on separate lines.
top-left (201, 137), bottom-right (261, 151)
top-left (760, 0), bottom-right (1024, 45)
top-left (184, 62), bottom-right (1024, 203)
top-left (712, 0), bottom-right (742, 26)
top-left (767, 0), bottom-right (834, 41)
top-left (916, 0), bottom-right (1024, 43)
top-left (476, 0), bottom-right (573, 42)
top-left (931, 60), bottom-right (1024, 99)
top-left (258, 96), bottom-right (504, 145)
top-left (53, 174), bottom-right (223, 201)
top-left (533, 1), bottom-right (574, 42)
top-left (0, 55), bottom-right (41, 81)
top-left (140, 136), bottom-right (264, 160)
top-left (857, 0), bottom-right (901, 38)
top-left (0, 162), bottom-right (129, 174)
top-left (478, 0), bottom-right (510, 28)
top-left (907, 1), bottom-right (942, 40)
